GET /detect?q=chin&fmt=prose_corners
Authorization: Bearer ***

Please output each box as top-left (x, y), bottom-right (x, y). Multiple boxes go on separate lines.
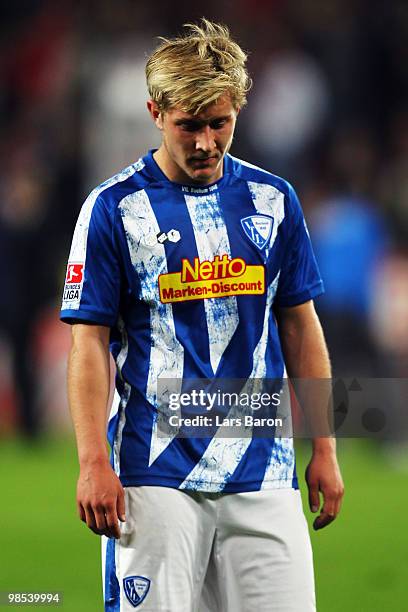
top-left (191, 174), bottom-right (215, 185)
top-left (194, 167), bottom-right (217, 179)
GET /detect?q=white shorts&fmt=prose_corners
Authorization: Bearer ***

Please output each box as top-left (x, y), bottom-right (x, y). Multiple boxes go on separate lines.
top-left (102, 486), bottom-right (315, 611)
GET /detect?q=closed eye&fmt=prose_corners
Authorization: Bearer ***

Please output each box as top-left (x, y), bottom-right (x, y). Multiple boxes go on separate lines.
top-left (209, 119), bottom-right (228, 129)
top-left (175, 117), bottom-right (231, 132)
top-left (177, 120), bottom-right (201, 132)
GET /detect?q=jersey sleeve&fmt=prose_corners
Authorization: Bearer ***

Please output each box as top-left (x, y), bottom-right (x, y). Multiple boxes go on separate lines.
top-left (274, 183), bottom-right (324, 307)
top-left (60, 191), bottom-right (121, 326)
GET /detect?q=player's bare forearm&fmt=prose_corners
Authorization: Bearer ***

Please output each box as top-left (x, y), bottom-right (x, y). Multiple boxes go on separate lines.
top-left (68, 324), bottom-right (111, 463)
top-left (68, 323), bottom-right (125, 538)
top-left (275, 301), bottom-right (344, 529)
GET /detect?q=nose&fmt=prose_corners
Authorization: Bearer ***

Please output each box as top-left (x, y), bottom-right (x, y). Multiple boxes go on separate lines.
top-left (195, 125), bottom-right (216, 152)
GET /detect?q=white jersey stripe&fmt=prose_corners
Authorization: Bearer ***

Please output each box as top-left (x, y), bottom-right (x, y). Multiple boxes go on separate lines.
top-left (184, 191), bottom-right (239, 375)
top-left (261, 368), bottom-right (295, 488)
top-left (119, 190), bottom-right (184, 467)
top-left (62, 163), bottom-right (140, 311)
top-left (180, 272), bottom-right (280, 492)
top-left (261, 436), bottom-right (295, 490)
top-left (247, 181), bottom-right (285, 258)
top-left (246, 181), bottom-right (295, 487)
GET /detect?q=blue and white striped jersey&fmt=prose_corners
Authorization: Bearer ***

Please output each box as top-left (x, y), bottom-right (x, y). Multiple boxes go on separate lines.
top-left (61, 150), bottom-right (323, 492)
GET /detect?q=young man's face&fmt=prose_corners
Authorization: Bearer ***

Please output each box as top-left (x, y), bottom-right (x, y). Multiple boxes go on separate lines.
top-left (148, 94), bottom-right (239, 185)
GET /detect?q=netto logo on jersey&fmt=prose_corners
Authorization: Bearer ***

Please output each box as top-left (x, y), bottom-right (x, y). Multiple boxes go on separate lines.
top-left (159, 255), bottom-right (265, 303)
top-left (181, 255), bottom-right (246, 282)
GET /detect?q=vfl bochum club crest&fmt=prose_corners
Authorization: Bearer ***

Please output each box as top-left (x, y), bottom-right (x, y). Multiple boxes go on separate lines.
top-left (241, 215), bottom-right (274, 250)
top-left (123, 576), bottom-right (151, 608)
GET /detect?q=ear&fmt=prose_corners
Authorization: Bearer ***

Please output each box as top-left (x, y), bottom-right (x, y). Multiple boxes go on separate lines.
top-left (147, 100), bottom-right (164, 129)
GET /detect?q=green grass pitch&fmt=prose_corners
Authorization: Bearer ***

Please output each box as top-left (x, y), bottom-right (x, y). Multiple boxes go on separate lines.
top-left (0, 436), bottom-right (406, 611)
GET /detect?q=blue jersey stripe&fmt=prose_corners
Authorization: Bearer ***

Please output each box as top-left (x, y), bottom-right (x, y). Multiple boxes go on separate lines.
top-left (104, 538), bottom-right (120, 611)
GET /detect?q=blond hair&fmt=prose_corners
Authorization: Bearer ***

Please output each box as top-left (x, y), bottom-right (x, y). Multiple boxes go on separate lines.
top-left (145, 18), bottom-right (251, 114)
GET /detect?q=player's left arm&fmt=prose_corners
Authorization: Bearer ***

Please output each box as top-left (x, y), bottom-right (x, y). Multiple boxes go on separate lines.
top-left (275, 300), bottom-right (344, 530)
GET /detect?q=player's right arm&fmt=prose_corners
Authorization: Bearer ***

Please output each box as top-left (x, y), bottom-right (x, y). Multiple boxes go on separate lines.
top-left (68, 322), bottom-right (125, 539)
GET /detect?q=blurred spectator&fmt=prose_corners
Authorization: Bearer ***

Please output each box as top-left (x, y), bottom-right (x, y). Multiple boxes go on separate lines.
top-left (0, 0), bottom-right (407, 437)
top-left (0, 1), bottom-right (80, 437)
top-left (378, 111), bottom-right (408, 247)
top-left (81, 37), bottom-right (160, 186)
top-left (247, 46), bottom-right (330, 178)
top-left (310, 193), bottom-right (389, 377)
top-left (370, 253), bottom-right (408, 375)
top-left (307, 124), bottom-right (390, 376)
top-left (0, 155), bottom-right (54, 437)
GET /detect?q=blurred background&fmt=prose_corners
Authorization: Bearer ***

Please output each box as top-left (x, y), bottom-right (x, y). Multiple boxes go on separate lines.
top-left (0, 0), bottom-right (407, 610)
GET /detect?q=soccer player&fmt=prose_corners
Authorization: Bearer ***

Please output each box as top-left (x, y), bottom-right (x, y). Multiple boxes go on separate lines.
top-left (62, 19), bottom-right (344, 611)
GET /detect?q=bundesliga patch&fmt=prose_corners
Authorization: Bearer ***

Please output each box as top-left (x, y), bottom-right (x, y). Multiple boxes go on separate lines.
top-left (123, 576), bottom-right (151, 608)
top-left (159, 254), bottom-right (265, 303)
top-left (65, 263), bottom-right (84, 284)
top-left (62, 262), bottom-right (84, 308)
top-left (241, 215), bottom-right (273, 250)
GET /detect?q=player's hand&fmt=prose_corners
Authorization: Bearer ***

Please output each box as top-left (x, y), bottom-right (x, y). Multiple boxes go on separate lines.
top-left (305, 450), bottom-right (344, 531)
top-left (76, 459), bottom-right (125, 539)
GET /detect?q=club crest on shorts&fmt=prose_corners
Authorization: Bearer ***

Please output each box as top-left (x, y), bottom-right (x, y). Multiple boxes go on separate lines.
top-left (241, 215), bottom-right (274, 250)
top-left (123, 576), bottom-right (151, 608)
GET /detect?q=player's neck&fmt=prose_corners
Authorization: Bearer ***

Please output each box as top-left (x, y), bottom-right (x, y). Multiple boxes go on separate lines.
top-left (153, 146), bottom-right (223, 186)
top-left (153, 146), bottom-right (177, 181)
